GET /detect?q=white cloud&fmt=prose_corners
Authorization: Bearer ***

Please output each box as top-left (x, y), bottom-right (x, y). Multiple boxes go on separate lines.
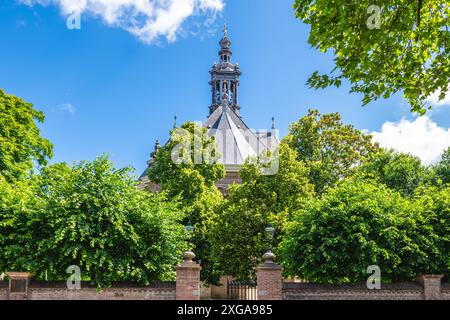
top-left (371, 116), bottom-right (450, 165)
top-left (55, 103), bottom-right (76, 114)
top-left (426, 86), bottom-right (450, 107)
top-left (20, 0), bottom-right (225, 44)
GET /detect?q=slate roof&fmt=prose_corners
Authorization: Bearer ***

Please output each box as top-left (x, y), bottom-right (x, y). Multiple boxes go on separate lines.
top-left (205, 104), bottom-right (278, 171)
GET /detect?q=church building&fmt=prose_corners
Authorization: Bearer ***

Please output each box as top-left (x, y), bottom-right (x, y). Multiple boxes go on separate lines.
top-left (139, 26), bottom-right (278, 193)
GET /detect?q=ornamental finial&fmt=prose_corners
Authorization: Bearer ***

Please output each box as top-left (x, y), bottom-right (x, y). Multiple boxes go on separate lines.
top-left (272, 117), bottom-right (276, 130)
top-left (151, 139), bottom-right (161, 159)
top-left (173, 115), bottom-right (177, 129)
top-left (223, 22), bottom-right (228, 38)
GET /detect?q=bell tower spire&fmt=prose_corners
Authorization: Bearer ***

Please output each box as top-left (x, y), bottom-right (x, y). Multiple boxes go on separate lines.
top-left (209, 24), bottom-right (241, 116)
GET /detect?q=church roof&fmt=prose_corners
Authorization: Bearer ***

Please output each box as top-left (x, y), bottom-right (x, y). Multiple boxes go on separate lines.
top-left (205, 104), bottom-right (277, 171)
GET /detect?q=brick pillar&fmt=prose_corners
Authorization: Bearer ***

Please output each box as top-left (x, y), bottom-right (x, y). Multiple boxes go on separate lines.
top-left (417, 275), bottom-right (443, 300)
top-left (256, 251), bottom-right (283, 300)
top-left (6, 272), bottom-right (32, 300)
top-left (176, 251), bottom-right (201, 300)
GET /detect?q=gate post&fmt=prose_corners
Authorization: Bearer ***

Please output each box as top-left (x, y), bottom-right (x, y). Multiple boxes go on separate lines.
top-left (417, 275), bottom-right (443, 300)
top-left (6, 272), bottom-right (32, 300)
top-left (176, 251), bottom-right (201, 300)
top-left (256, 251), bottom-right (282, 300)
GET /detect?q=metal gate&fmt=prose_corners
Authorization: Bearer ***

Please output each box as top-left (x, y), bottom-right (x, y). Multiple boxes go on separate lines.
top-left (227, 280), bottom-right (257, 300)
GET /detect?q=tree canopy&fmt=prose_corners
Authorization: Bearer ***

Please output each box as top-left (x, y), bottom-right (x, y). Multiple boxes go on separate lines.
top-left (280, 178), bottom-right (448, 283)
top-left (0, 89), bottom-right (53, 182)
top-left (148, 122), bottom-right (225, 283)
top-left (285, 109), bottom-right (379, 193)
top-left (356, 149), bottom-right (431, 197)
top-left (209, 142), bottom-right (315, 281)
top-left (294, 0), bottom-right (450, 113)
top-left (148, 122), bottom-right (225, 203)
top-left (413, 185), bottom-right (450, 275)
top-left (433, 147), bottom-right (450, 185)
top-left (0, 156), bottom-right (187, 288)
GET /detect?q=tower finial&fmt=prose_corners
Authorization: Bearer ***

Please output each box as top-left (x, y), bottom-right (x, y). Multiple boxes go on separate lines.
top-left (173, 115), bottom-right (177, 129)
top-left (272, 117), bottom-right (276, 130)
top-left (151, 139), bottom-right (161, 159)
top-left (223, 22), bottom-right (228, 37)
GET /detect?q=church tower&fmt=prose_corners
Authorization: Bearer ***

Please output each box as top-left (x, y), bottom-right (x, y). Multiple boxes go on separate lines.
top-left (209, 24), bottom-right (241, 116)
top-left (140, 24), bottom-right (278, 193)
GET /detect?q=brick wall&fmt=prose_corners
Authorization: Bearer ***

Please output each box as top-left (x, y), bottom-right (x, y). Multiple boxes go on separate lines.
top-left (2, 281), bottom-right (175, 300)
top-left (417, 275), bottom-right (444, 300)
top-left (0, 281), bottom-right (7, 300)
top-left (442, 283), bottom-right (450, 300)
top-left (283, 283), bottom-right (426, 300)
top-left (1, 251), bottom-right (203, 300)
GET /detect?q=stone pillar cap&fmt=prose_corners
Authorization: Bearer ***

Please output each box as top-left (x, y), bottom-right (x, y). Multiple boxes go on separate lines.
top-left (262, 251), bottom-right (276, 263)
top-left (416, 274), bottom-right (444, 287)
top-left (183, 250), bottom-right (196, 262)
top-left (258, 251), bottom-right (282, 270)
top-left (176, 251), bottom-right (202, 270)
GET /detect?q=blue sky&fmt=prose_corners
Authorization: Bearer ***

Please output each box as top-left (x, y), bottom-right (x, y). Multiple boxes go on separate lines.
top-left (1, 0), bottom-right (449, 175)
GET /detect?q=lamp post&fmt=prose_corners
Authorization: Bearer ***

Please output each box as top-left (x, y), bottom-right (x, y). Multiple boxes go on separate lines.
top-left (265, 225), bottom-right (275, 252)
top-left (185, 223), bottom-right (194, 238)
top-left (263, 225), bottom-right (276, 264)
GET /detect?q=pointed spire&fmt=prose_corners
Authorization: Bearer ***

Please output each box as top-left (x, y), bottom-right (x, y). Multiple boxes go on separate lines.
top-left (173, 115), bottom-right (177, 129)
top-left (272, 117), bottom-right (276, 130)
top-left (151, 139), bottom-right (161, 159)
top-left (223, 22), bottom-right (228, 38)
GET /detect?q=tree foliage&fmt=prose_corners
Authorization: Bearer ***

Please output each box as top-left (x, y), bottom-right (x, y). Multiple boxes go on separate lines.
top-left (433, 147), bottom-right (450, 185)
top-left (285, 109), bottom-right (379, 193)
top-left (0, 156), bottom-right (187, 287)
top-left (413, 185), bottom-right (450, 275)
top-left (280, 178), bottom-right (447, 283)
top-left (294, 0), bottom-right (450, 113)
top-left (0, 89), bottom-right (53, 182)
top-left (356, 149), bottom-right (431, 197)
top-left (209, 142), bottom-right (315, 281)
top-left (148, 122), bottom-right (225, 283)
top-left (148, 122), bottom-right (225, 203)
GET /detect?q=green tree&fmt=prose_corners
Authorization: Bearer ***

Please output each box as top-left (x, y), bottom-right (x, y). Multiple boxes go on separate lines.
top-left (433, 147), bottom-right (450, 185)
top-left (413, 185), bottom-right (450, 276)
top-left (209, 142), bottom-right (315, 281)
top-left (0, 175), bottom-right (41, 273)
top-left (357, 149), bottom-right (431, 197)
top-left (285, 109), bottom-right (379, 193)
top-left (0, 156), bottom-right (187, 288)
top-left (148, 122), bottom-right (225, 283)
top-left (0, 89), bottom-right (53, 182)
top-left (280, 178), bottom-right (438, 283)
top-left (294, 1), bottom-right (450, 113)
top-left (148, 122), bottom-right (225, 202)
